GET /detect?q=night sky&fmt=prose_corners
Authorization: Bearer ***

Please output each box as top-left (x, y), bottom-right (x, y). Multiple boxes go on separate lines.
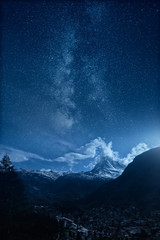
top-left (1, 0), bottom-right (160, 167)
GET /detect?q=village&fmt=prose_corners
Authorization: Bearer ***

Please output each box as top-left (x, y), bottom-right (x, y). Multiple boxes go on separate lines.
top-left (56, 207), bottom-right (160, 239)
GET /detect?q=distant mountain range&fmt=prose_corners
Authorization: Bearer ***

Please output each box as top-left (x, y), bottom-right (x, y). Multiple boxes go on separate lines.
top-left (15, 152), bottom-right (126, 207)
top-left (0, 145), bottom-right (125, 179)
top-left (16, 154), bottom-right (124, 207)
top-left (15, 153), bottom-right (126, 207)
top-left (17, 169), bottom-right (109, 208)
top-left (1, 146), bottom-right (160, 213)
top-left (0, 145), bottom-right (126, 207)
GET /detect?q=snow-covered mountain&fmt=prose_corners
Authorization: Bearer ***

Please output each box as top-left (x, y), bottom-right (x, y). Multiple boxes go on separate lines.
top-left (17, 168), bottom-right (65, 181)
top-left (0, 144), bottom-right (140, 179)
top-left (0, 141), bottom-right (148, 176)
top-left (0, 145), bottom-right (124, 179)
top-left (0, 145), bottom-right (125, 179)
top-left (90, 156), bottom-right (125, 179)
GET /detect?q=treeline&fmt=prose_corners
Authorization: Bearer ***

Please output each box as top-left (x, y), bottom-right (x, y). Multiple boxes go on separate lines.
top-left (0, 155), bottom-right (61, 240)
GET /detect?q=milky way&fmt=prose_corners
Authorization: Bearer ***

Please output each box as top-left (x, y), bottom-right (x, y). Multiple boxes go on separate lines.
top-left (1, 0), bottom-right (160, 161)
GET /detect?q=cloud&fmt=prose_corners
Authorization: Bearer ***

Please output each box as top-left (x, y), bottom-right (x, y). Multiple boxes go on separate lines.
top-left (0, 145), bottom-right (52, 163)
top-left (55, 138), bottom-right (149, 170)
top-left (0, 140), bottom-right (149, 172)
top-left (122, 143), bottom-right (149, 165)
top-left (80, 138), bottom-right (118, 160)
top-left (55, 137), bottom-right (113, 166)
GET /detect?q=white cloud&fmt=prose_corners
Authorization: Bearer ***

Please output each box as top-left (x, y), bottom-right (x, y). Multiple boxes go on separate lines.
top-left (122, 143), bottom-right (149, 165)
top-left (0, 140), bottom-right (149, 171)
top-left (55, 138), bottom-right (149, 170)
top-left (0, 145), bottom-right (52, 163)
top-left (55, 137), bottom-right (110, 165)
top-left (79, 138), bottom-right (118, 160)
top-left (55, 137), bottom-right (117, 168)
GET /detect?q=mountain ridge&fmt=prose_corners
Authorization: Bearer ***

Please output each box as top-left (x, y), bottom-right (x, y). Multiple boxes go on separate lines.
top-left (83, 147), bottom-right (160, 210)
top-left (0, 145), bottom-right (126, 179)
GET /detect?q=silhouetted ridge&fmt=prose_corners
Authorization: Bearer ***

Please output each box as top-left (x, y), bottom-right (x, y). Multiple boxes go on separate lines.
top-left (85, 147), bottom-right (160, 210)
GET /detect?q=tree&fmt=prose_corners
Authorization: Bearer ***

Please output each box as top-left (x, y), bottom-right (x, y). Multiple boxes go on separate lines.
top-left (0, 155), bottom-right (14, 172)
top-left (0, 155), bottom-right (27, 216)
top-left (0, 156), bottom-right (61, 239)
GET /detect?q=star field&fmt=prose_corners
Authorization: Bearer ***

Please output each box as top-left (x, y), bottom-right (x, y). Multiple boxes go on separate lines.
top-left (1, 0), bottom-right (160, 160)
